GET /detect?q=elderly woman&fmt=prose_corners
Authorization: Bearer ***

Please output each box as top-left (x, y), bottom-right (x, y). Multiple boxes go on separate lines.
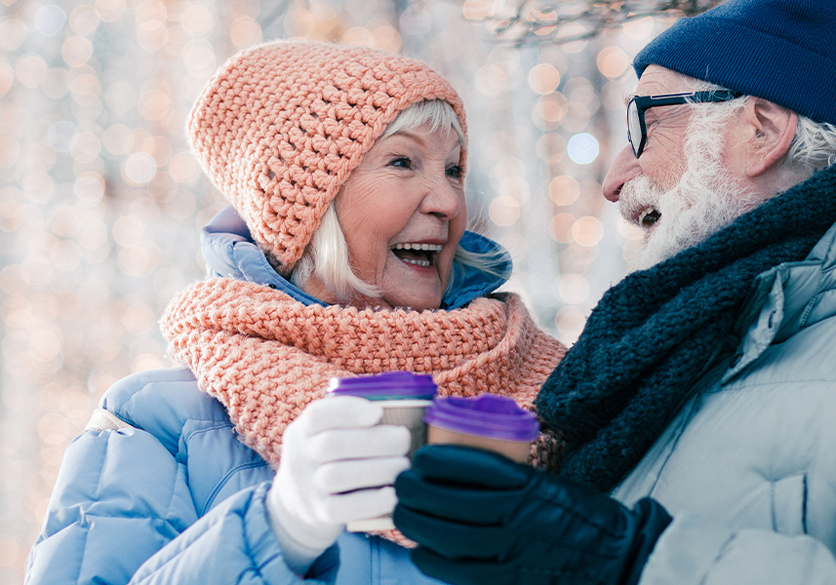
top-left (25, 41), bottom-right (565, 585)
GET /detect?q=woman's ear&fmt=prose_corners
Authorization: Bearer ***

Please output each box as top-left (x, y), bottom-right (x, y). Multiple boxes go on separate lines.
top-left (744, 98), bottom-right (798, 178)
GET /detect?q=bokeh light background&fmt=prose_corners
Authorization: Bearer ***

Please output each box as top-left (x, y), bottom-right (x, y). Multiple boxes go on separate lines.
top-left (0, 0), bottom-right (674, 580)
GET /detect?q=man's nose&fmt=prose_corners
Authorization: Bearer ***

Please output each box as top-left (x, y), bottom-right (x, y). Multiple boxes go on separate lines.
top-left (602, 146), bottom-right (641, 202)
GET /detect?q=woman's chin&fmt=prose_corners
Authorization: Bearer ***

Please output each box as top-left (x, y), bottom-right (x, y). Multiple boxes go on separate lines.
top-left (379, 286), bottom-right (444, 311)
top-left (374, 263), bottom-right (446, 310)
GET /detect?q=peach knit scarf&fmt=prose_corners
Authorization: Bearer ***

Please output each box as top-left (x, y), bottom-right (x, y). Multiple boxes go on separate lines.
top-left (162, 278), bottom-right (567, 472)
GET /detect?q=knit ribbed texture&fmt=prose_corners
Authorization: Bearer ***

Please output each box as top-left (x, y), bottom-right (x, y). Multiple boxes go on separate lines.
top-left (634, 0), bottom-right (836, 125)
top-left (162, 279), bottom-right (566, 470)
top-left (536, 164), bottom-right (836, 493)
top-left (187, 41), bottom-right (467, 272)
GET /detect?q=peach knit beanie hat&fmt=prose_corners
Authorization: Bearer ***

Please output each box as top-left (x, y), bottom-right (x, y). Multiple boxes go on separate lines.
top-left (187, 40), bottom-right (468, 273)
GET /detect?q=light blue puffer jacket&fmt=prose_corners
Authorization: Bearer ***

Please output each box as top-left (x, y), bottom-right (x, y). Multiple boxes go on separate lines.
top-left (614, 221), bottom-right (836, 584)
top-left (24, 206), bottom-right (512, 585)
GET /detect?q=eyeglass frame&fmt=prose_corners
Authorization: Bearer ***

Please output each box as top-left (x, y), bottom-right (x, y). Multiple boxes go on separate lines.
top-left (627, 90), bottom-right (743, 158)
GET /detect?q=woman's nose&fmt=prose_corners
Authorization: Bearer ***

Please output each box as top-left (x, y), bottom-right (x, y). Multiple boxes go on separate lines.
top-left (602, 146), bottom-right (641, 202)
top-left (421, 176), bottom-right (463, 220)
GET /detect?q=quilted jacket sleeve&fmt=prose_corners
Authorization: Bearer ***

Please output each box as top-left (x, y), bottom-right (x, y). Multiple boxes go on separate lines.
top-left (24, 423), bottom-right (339, 585)
top-left (24, 425), bottom-right (197, 584)
top-left (24, 364), bottom-right (344, 585)
top-left (128, 481), bottom-right (339, 584)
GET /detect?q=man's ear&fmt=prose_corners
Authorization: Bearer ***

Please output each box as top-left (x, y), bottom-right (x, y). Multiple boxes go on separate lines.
top-left (744, 98), bottom-right (798, 178)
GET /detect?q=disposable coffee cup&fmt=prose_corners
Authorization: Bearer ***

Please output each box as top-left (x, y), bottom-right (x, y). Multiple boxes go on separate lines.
top-left (423, 395), bottom-right (540, 463)
top-left (326, 371), bottom-right (437, 532)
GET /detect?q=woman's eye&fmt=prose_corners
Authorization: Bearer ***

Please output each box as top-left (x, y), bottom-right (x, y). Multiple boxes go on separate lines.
top-left (446, 165), bottom-right (464, 179)
top-left (389, 156), bottom-right (412, 169)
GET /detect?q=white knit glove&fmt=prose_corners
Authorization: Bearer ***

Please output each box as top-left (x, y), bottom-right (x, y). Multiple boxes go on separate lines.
top-left (266, 396), bottom-right (412, 575)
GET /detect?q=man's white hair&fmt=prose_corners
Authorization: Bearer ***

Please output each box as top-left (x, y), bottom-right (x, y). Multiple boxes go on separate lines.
top-left (686, 77), bottom-right (836, 175)
top-left (789, 117), bottom-right (836, 172)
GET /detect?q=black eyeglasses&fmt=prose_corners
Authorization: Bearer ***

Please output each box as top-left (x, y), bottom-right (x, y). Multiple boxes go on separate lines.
top-left (627, 90), bottom-right (742, 158)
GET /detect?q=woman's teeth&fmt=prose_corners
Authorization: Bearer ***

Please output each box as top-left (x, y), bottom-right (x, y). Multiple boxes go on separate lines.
top-left (392, 243), bottom-right (443, 252)
top-left (391, 243), bottom-right (441, 267)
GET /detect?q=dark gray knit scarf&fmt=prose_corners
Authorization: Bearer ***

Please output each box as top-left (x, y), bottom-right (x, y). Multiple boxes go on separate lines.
top-left (535, 165), bottom-right (836, 493)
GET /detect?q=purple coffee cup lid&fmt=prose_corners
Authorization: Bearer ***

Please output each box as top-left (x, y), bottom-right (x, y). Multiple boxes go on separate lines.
top-left (327, 371), bottom-right (438, 401)
top-left (424, 395), bottom-right (540, 442)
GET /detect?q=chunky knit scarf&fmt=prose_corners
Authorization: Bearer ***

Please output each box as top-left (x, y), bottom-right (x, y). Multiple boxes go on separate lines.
top-left (162, 279), bottom-right (566, 472)
top-left (536, 165), bottom-right (836, 493)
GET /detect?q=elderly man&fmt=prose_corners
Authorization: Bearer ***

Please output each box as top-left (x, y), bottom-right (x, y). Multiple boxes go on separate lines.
top-left (394, 0), bottom-right (836, 583)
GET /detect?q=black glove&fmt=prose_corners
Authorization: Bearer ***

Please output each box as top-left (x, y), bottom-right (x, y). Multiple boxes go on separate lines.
top-left (394, 445), bottom-right (672, 585)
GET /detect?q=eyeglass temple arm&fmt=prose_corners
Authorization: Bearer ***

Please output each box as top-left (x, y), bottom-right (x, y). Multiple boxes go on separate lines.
top-left (636, 90), bottom-right (742, 109)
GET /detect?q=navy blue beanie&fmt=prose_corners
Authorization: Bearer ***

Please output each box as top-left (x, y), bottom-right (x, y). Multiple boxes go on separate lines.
top-left (633, 0), bottom-right (836, 125)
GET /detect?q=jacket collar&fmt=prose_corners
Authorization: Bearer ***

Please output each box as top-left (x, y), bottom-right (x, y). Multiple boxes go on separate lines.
top-left (200, 205), bottom-right (511, 309)
top-left (725, 209), bottom-right (836, 383)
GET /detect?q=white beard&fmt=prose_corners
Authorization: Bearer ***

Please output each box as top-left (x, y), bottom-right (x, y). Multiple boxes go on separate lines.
top-left (618, 115), bottom-right (763, 272)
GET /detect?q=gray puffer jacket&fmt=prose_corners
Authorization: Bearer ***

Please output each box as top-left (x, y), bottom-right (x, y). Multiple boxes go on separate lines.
top-left (615, 221), bottom-right (836, 584)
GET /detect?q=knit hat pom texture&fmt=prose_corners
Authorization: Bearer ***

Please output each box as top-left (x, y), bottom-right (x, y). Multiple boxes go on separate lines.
top-left (187, 41), bottom-right (467, 272)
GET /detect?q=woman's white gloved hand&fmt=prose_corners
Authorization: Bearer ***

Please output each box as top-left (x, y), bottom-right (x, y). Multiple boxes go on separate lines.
top-left (266, 395), bottom-right (412, 575)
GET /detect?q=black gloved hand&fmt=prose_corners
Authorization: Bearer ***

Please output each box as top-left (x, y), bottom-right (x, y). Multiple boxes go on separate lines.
top-left (393, 445), bottom-right (672, 585)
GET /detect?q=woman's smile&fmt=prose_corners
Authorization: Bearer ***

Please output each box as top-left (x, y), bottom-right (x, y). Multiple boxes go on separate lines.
top-left (390, 241), bottom-right (444, 268)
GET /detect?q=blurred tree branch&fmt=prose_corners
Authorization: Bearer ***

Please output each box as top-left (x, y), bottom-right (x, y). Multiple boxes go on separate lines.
top-left (454, 0), bottom-right (727, 46)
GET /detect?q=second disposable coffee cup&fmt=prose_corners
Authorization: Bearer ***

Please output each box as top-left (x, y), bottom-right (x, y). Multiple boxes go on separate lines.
top-left (326, 371), bottom-right (437, 532)
top-left (423, 395), bottom-right (540, 463)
